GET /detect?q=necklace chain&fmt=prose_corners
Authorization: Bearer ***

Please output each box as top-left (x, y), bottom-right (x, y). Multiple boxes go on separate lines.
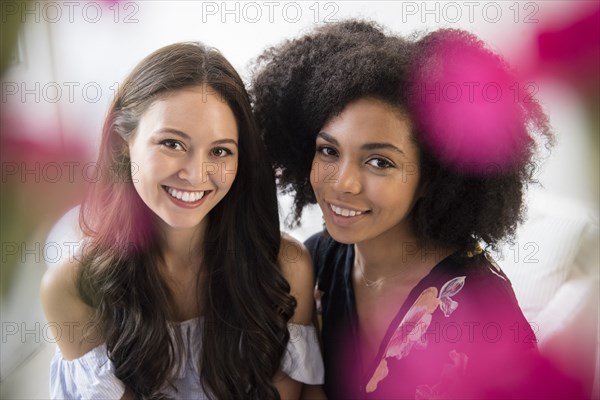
top-left (355, 259), bottom-right (404, 288)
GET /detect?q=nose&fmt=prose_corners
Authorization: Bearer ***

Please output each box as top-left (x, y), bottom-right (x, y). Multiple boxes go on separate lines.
top-left (332, 160), bottom-right (362, 194)
top-left (177, 153), bottom-right (215, 185)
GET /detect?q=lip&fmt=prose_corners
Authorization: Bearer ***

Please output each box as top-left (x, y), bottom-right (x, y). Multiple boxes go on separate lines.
top-left (162, 185), bottom-right (211, 209)
top-left (325, 201), bottom-right (370, 226)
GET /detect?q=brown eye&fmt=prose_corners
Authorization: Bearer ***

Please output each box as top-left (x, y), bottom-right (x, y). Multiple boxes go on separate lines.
top-left (211, 147), bottom-right (233, 157)
top-left (318, 146), bottom-right (338, 157)
top-left (366, 157), bottom-right (394, 169)
top-left (160, 139), bottom-right (184, 151)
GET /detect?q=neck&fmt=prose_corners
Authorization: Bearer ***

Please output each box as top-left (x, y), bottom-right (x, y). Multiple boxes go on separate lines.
top-left (156, 221), bottom-right (207, 322)
top-left (353, 224), bottom-right (454, 283)
top-left (159, 220), bottom-right (207, 275)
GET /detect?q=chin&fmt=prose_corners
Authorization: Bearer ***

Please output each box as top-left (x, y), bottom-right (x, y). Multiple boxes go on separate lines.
top-left (325, 226), bottom-right (360, 245)
top-left (158, 216), bottom-right (201, 231)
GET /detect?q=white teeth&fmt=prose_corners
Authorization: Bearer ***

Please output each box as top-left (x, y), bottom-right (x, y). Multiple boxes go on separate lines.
top-left (166, 187), bottom-right (205, 203)
top-left (331, 204), bottom-right (364, 217)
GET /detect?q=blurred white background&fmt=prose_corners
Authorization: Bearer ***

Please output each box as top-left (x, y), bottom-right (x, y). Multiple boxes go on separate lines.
top-left (1, 1), bottom-right (598, 398)
top-left (3, 0), bottom-right (598, 206)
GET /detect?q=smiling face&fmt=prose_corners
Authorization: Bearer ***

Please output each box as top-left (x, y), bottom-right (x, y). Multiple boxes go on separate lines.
top-left (310, 97), bottom-right (422, 245)
top-left (128, 85), bottom-right (238, 233)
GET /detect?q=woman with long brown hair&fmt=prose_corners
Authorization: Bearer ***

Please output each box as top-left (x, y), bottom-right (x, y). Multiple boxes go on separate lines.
top-left (41, 42), bottom-right (323, 399)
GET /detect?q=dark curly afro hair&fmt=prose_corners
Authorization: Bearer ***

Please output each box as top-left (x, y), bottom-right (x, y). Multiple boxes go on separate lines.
top-left (251, 19), bottom-right (553, 253)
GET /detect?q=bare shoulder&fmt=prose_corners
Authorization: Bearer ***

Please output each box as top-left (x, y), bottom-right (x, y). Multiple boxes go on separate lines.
top-left (40, 257), bottom-right (102, 359)
top-left (40, 257), bottom-right (82, 320)
top-left (279, 233), bottom-right (315, 325)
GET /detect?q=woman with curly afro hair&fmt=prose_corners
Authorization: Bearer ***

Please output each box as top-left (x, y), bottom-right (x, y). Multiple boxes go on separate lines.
top-left (251, 20), bottom-right (581, 399)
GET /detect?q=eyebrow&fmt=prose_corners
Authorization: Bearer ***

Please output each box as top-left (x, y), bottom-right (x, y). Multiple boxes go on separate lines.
top-left (212, 138), bottom-right (238, 148)
top-left (317, 131), bottom-right (406, 157)
top-left (154, 128), bottom-right (238, 147)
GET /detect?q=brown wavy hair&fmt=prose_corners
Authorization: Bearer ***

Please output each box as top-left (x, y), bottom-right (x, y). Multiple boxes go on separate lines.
top-left (77, 42), bottom-right (296, 399)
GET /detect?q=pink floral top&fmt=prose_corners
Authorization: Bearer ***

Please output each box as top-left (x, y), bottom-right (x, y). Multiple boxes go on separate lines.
top-left (306, 232), bottom-right (539, 400)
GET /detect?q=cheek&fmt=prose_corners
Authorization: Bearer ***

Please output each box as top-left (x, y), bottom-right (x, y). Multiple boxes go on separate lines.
top-left (215, 158), bottom-right (238, 187)
top-left (133, 153), bottom-right (161, 181)
top-left (372, 175), bottom-right (420, 208)
top-left (128, 143), bottom-right (155, 176)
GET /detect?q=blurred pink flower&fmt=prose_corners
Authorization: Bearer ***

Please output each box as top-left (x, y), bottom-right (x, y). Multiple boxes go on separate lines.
top-left (534, 5), bottom-right (600, 89)
top-left (409, 31), bottom-right (531, 175)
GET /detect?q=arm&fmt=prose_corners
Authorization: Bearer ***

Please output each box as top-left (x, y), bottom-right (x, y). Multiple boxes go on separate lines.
top-left (274, 234), bottom-right (325, 400)
top-left (40, 258), bottom-right (103, 359)
top-left (301, 385), bottom-right (327, 400)
top-left (121, 388), bottom-right (137, 400)
top-left (40, 259), bottom-right (132, 399)
top-left (299, 297), bottom-right (327, 400)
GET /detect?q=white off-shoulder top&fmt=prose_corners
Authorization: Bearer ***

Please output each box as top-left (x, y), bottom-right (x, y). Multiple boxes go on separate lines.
top-left (50, 318), bottom-right (324, 399)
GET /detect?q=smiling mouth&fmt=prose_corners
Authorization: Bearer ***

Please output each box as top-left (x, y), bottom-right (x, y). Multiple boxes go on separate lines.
top-left (162, 186), bottom-right (207, 203)
top-left (329, 204), bottom-right (369, 217)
